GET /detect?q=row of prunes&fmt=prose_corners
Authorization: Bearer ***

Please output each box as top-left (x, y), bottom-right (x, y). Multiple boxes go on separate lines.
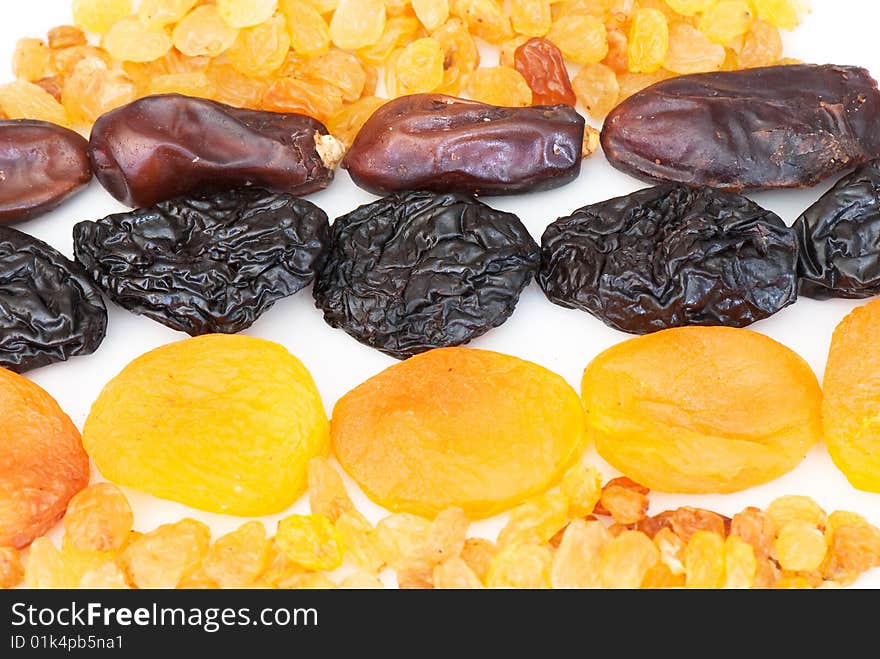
top-left (6, 160), bottom-right (880, 372)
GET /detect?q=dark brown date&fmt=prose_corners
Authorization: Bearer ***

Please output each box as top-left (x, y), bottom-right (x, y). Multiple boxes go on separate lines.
top-left (342, 93), bottom-right (585, 196)
top-left (89, 93), bottom-right (344, 207)
top-left (601, 64), bottom-right (880, 191)
top-left (0, 119), bottom-right (91, 224)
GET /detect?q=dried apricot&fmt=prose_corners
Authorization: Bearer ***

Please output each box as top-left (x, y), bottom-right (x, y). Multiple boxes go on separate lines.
top-left (0, 368), bottom-right (88, 549)
top-left (823, 299), bottom-right (880, 492)
top-left (83, 335), bottom-right (329, 516)
top-left (332, 348), bottom-right (586, 518)
top-left (582, 327), bottom-right (822, 493)
top-left (0, 546), bottom-right (24, 589)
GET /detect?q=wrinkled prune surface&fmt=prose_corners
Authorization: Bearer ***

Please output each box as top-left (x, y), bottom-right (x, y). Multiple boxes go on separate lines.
top-left (89, 94), bottom-right (343, 207)
top-left (74, 187), bottom-right (329, 336)
top-left (342, 94), bottom-right (585, 196)
top-left (602, 65), bottom-right (880, 191)
top-left (539, 185), bottom-right (798, 334)
top-left (0, 227), bottom-right (106, 372)
top-left (796, 160), bottom-right (880, 299)
top-left (0, 120), bottom-right (91, 224)
top-left (314, 191), bottom-right (539, 359)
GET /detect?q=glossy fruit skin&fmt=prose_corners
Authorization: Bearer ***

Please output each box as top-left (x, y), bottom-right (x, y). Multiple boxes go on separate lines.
top-left (0, 227), bottom-right (107, 373)
top-left (314, 191), bottom-right (539, 359)
top-left (513, 37), bottom-right (576, 106)
top-left (83, 334), bottom-right (330, 516)
top-left (73, 187), bottom-right (328, 336)
top-left (0, 120), bottom-right (91, 224)
top-left (342, 93), bottom-right (584, 195)
top-left (89, 93), bottom-right (337, 207)
top-left (0, 368), bottom-right (88, 548)
top-left (795, 160), bottom-right (880, 299)
top-left (331, 347), bottom-right (586, 519)
top-left (582, 326), bottom-right (823, 493)
top-left (539, 184), bottom-right (797, 334)
top-left (601, 64), bottom-right (880, 191)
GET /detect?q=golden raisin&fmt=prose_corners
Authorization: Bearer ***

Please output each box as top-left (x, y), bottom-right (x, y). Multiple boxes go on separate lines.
top-left (103, 18), bottom-right (174, 63)
top-left (330, 0), bottom-right (387, 50)
top-left (774, 522), bottom-right (827, 572)
top-left (138, 0), bottom-right (200, 29)
top-left (460, 538), bottom-right (496, 583)
top-left (63, 483), bottom-right (133, 553)
top-left (47, 26), bottom-right (87, 49)
top-left (698, 0), bottom-right (753, 44)
top-left (335, 510), bottom-right (384, 573)
top-left (0, 80), bottom-right (70, 126)
top-left (359, 15), bottom-right (420, 65)
top-left (628, 7), bottom-right (668, 73)
top-left (0, 547), bottom-right (24, 589)
top-left (600, 530), bottom-right (659, 588)
top-left (375, 513), bottom-right (432, 569)
top-left (12, 39), bottom-right (51, 82)
top-left (663, 22), bottom-right (725, 74)
top-left (391, 37), bottom-right (445, 95)
top-left (551, 519), bottom-right (610, 588)
top-left (467, 66), bottom-right (532, 106)
top-left (598, 483), bottom-right (649, 525)
top-left (339, 572), bottom-right (385, 589)
top-left (486, 544), bottom-right (552, 589)
top-left (148, 72), bottom-right (215, 98)
top-left (653, 527), bottom-right (686, 575)
top-left (510, 0), bottom-right (552, 37)
top-left (684, 530), bottom-right (725, 588)
top-left (766, 496), bottom-right (827, 531)
top-left (173, 5), bottom-right (240, 57)
top-left (752, 0), bottom-right (807, 29)
top-left (452, 0), bottom-right (513, 44)
top-left (433, 556), bottom-right (484, 589)
top-left (275, 514), bottom-right (343, 572)
top-left (730, 507), bottom-right (774, 558)
top-left (301, 50), bottom-right (366, 102)
top-left (412, 0), bottom-right (450, 31)
top-left (121, 519), bottom-right (210, 589)
top-left (560, 461), bottom-right (603, 518)
top-left (307, 457), bottom-right (355, 523)
top-left (61, 57), bottom-right (136, 127)
top-left (432, 18), bottom-right (479, 95)
top-left (226, 14), bottom-right (290, 77)
top-left (572, 62), bottom-right (620, 118)
top-left (423, 507), bottom-right (469, 565)
top-left (217, 0), bottom-right (279, 28)
top-left (261, 76), bottom-right (344, 121)
top-left (281, 0), bottom-right (332, 56)
top-left (547, 13), bottom-right (607, 65)
top-left (723, 535), bottom-right (757, 588)
top-left (202, 521), bottom-right (271, 587)
top-left (72, 0), bottom-right (134, 34)
top-left (497, 492), bottom-right (569, 547)
top-left (664, 0), bottom-right (713, 16)
top-left (327, 96), bottom-right (386, 147)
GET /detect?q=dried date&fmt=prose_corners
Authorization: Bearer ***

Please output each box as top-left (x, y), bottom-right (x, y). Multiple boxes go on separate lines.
top-left (73, 187), bottom-right (329, 336)
top-left (601, 64), bottom-right (880, 190)
top-left (0, 227), bottom-right (106, 372)
top-left (539, 184), bottom-right (798, 334)
top-left (314, 191), bottom-right (539, 359)
top-left (342, 94), bottom-right (585, 196)
top-left (89, 94), bottom-right (344, 208)
top-left (796, 160), bottom-right (880, 299)
top-left (0, 120), bottom-right (91, 224)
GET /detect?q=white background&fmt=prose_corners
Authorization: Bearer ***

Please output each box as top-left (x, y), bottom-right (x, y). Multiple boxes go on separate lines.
top-left (6, 0), bottom-right (880, 587)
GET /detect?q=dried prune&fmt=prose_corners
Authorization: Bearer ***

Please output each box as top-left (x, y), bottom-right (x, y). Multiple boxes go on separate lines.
top-left (601, 64), bottom-right (880, 191)
top-left (73, 187), bottom-right (329, 336)
top-left (539, 184), bottom-right (797, 334)
top-left (89, 93), bottom-right (343, 207)
top-left (0, 227), bottom-right (106, 372)
top-left (342, 94), bottom-right (585, 196)
top-left (795, 160), bottom-right (880, 299)
top-left (314, 191), bottom-right (539, 359)
top-left (0, 120), bottom-right (91, 224)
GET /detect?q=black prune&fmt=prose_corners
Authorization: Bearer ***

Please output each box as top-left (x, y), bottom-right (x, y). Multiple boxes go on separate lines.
top-left (539, 185), bottom-right (798, 334)
top-left (89, 94), bottom-right (343, 208)
top-left (602, 64), bottom-right (880, 191)
top-left (342, 94), bottom-right (585, 196)
top-left (796, 160), bottom-right (880, 299)
top-left (73, 187), bottom-right (329, 336)
top-left (0, 120), bottom-right (92, 224)
top-left (0, 227), bottom-right (106, 372)
top-left (314, 191), bottom-right (539, 359)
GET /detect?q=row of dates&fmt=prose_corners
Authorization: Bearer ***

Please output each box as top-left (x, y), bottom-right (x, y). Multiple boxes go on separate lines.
top-left (3, 63), bottom-right (880, 370)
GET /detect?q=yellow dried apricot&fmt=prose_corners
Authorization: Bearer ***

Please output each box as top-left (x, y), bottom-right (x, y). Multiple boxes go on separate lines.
top-left (83, 335), bottom-right (329, 516)
top-left (822, 299), bottom-right (880, 492)
top-left (332, 348), bottom-right (586, 519)
top-left (582, 327), bottom-right (823, 493)
top-left (0, 368), bottom-right (88, 549)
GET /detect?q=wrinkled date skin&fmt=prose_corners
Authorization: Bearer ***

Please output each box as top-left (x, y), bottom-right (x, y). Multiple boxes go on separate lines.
top-left (314, 191), bottom-right (539, 359)
top-left (796, 160), bottom-right (880, 299)
top-left (514, 38), bottom-right (576, 107)
top-left (342, 94), bottom-right (585, 196)
top-left (74, 187), bottom-right (329, 336)
top-left (0, 227), bottom-right (107, 372)
top-left (602, 64), bottom-right (880, 190)
top-left (89, 94), bottom-right (342, 207)
top-left (539, 184), bottom-right (798, 334)
top-left (0, 120), bottom-right (91, 224)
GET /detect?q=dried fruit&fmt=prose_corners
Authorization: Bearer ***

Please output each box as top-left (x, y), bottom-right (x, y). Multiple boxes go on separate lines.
top-left (0, 547), bottom-right (24, 589)
top-left (498, 492), bottom-right (569, 547)
top-left (47, 26), bottom-right (87, 49)
top-left (571, 62), bottom-right (619, 118)
top-left (375, 513), bottom-right (432, 569)
top-left (602, 65), bottom-right (880, 191)
top-left (74, 187), bottom-right (328, 336)
top-left (326, 96), bottom-right (386, 147)
top-left (413, 0), bottom-right (450, 31)
top-left (453, 0), bottom-right (512, 44)
top-left (336, 510), bottom-right (384, 573)
top-left (685, 531), bottom-right (725, 588)
top-left (173, 5), bottom-right (240, 57)
top-left (276, 514), bottom-right (342, 571)
top-left (730, 507), bottom-right (774, 558)
top-left (513, 37), bottom-right (575, 106)
top-left (226, 14), bottom-right (290, 77)
top-left (823, 300), bottom-right (880, 492)
top-left (203, 522), bottom-right (270, 587)
top-left (432, 18), bottom-right (479, 94)
top-left (61, 57), bottom-right (136, 127)
top-left (663, 22), bottom-right (725, 74)
top-left (89, 94), bottom-right (341, 207)
top-left (581, 327), bottom-right (822, 492)
top-left (598, 482), bottom-right (649, 525)
top-left (774, 522), bottom-right (827, 572)
top-left (698, 1), bottom-right (752, 44)
top-left (217, 0), bottom-right (279, 28)
top-left (73, 0), bottom-right (133, 33)
top-left (460, 538), bottom-right (496, 583)
top-left (83, 335), bottom-right (329, 515)
top-left (0, 80), bottom-right (69, 126)
top-left (343, 94), bottom-right (584, 196)
top-left (102, 18), bottom-right (173, 63)
top-left (738, 20), bottom-right (782, 68)
top-left (331, 347), bottom-right (585, 518)
top-left (539, 185), bottom-right (798, 334)
top-left (766, 495), bottom-right (827, 531)
top-left (753, 0), bottom-right (807, 29)
top-left (138, 0), bottom-right (199, 29)
top-left (628, 8), bottom-right (668, 73)
top-left (433, 557), bottom-right (484, 588)
top-left (600, 530), bottom-right (659, 588)
top-left (560, 461), bottom-right (602, 518)
top-left (329, 0), bottom-right (386, 50)
top-left (723, 535), bottom-right (757, 588)
top-left (391, 38), bottom-right (445, 95)
top-left (282, 0), bottom-right (332, 56)
top-left (63, 484), bottom-right (133, 553)
top-left (551, 519), bottom-right (609, 588)
top-left (12, 39), bottom-right (51, 82)
top-left (486, 544), bottom-right (552, 588)
top-left (0, 120), bottom-right (91, 224)
top-left (314, 191), bottom-right (538, 358)
top-left (547, 12), bottom-right (607, 64)
top-left (122, 519), bottom-right (210, 589)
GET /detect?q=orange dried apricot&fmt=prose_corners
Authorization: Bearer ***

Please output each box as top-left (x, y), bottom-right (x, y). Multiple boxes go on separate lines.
top-left (582, 327), bottom-right (822, 493)
top-left (331, 347), bottom-right (586, 518)
top-left (822, 299), bottom-right (880, 492)
top-left (0, 368), bottom-right (88, 549)
top-left (83, 335), bottom-right (329, 516)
